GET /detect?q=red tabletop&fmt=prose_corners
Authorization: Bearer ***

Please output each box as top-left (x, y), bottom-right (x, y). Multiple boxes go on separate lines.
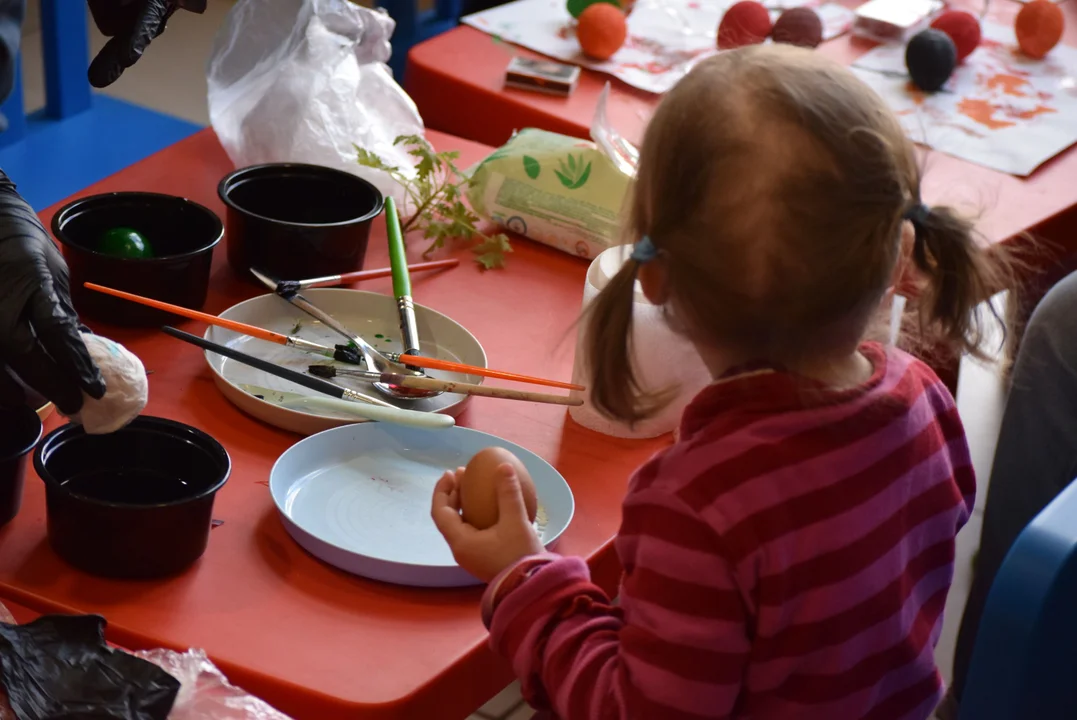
top-left (407, 1), bottom-right (1077, 252)
top-left (0, 596), bottom-right (41, 624)
top-left (0, 129), bottom-right (666, 719)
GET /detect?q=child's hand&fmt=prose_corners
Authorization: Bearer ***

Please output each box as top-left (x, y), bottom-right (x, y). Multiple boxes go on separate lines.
top-left (431, 464), bottom-right (545, 583)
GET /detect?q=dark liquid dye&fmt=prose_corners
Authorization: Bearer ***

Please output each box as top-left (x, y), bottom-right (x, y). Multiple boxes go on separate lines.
top-left (62, 469), bottom-right (194, 505)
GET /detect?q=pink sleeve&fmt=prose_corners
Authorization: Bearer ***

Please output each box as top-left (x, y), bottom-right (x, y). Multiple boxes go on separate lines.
top-left (486, 494), bottom-right (750, 719)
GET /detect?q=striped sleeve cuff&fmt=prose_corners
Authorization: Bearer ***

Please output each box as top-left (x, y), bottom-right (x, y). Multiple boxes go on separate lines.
top-left (481, 552), bottom-right (561, 628)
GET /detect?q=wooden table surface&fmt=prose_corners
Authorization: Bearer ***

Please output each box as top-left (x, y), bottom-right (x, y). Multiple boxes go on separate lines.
top-left (0, 128), bottom-right (666, 719)
top-left (406, 1), bottom-right (1077, 253)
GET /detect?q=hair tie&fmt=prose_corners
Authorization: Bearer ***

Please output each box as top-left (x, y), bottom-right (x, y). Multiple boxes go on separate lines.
top-left (630, 236), bottom-right (658, 264)
top-left (904, 202), bottom-right (931, 230)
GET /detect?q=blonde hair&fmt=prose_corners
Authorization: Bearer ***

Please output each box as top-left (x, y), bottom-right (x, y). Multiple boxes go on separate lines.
top-left (585, 44), bottom-right (1010, 423)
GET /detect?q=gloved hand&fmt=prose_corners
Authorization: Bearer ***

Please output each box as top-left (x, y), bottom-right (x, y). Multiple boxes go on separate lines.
top-left (87, 0), bottom-right (208, 88)
top-left (0, 174), bottom-right (105, 415)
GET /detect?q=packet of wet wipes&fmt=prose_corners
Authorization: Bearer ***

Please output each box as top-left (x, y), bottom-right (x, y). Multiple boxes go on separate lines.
top-left (467, 128), bottom-right (631, 260)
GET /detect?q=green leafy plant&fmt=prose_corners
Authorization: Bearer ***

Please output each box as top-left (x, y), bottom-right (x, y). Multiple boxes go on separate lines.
top-left (356, 135), bottom-right (512, 269)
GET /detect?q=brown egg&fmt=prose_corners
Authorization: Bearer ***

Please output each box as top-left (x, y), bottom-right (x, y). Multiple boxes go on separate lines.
top-left (459, 447), bottom-right (539, 530)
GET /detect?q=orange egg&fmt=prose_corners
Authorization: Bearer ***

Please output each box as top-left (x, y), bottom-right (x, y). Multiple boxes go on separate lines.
top-left (577, 3), bottom-right (628, 61)
top-left (1015, 0), bottom-right (1064, 60)
top-left (459, 447), bottom-right (539, 530)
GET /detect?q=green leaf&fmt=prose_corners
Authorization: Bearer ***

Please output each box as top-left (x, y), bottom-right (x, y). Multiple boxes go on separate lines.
top-left (473, 233), bottom-right (513, 269)
top-left (555, 169), bottom-right (574, 188)
top-left (409, 147), bottom-right (438, 180)
top-left (570, 162), bottom-right (592, 189)
top-left (568, 154), bottom-right (576, 172)
top-left (355, 145), bottom-right (399, 173)
top-left (522, 155), bottom-right (541, 179)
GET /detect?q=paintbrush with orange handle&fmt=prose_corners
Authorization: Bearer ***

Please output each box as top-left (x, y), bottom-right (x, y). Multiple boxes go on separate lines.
top-left (83, 283), bottom-right (585, 391)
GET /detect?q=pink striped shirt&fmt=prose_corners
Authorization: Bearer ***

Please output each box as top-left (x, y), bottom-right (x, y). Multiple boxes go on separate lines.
top-left (484, 343), bottom-right (974, 719)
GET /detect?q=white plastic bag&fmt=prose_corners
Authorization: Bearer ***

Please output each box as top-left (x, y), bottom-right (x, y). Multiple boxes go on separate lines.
top-left (135, 648), bottom-right (295, 720)
top-left (206, 0), bottom-right (422, 202)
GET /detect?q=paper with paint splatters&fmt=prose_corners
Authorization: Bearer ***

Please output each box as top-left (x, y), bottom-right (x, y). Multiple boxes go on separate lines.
top-left (852, 21), bottom-right (1077, 176)
top-left (463, 0), bottom-right (855, 95)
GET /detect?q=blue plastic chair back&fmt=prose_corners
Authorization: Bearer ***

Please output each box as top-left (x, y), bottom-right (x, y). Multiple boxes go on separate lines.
top-left (959, 478), bottom-right (1077, 720)
top-left (0, 0), bottom-right (92, 147)
top-left (377, 0), bottom-right (463, 79)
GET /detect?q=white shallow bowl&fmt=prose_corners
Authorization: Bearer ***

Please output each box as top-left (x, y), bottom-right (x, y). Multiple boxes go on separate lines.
top-left (269, 423), bottom-right (575, 587)
top-left (205, 289), bottom-right (487, 435)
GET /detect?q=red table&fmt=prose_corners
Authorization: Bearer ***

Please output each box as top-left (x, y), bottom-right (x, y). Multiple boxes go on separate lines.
top-left (0, 129), bottom-right (665, 719)
top-left (0, 596), bottom-right (41, 624)
top-left (407, 2), bottom-right (1077, 254)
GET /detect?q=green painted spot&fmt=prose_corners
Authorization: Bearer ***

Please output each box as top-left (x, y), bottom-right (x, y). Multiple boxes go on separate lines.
top-left (566, 0), bottom-right (622, 18)
top-left (99, 227), bottom-right (154, 259)
top-left (375, 334), bottom-right (385, 339)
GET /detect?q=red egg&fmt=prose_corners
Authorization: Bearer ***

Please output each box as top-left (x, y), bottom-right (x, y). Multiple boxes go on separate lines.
top-left (717, 1), bottom-right (772, 50)
top-left (772, 7), bottom-right (823, 48)
top-left (930, 10), bottom-right (981, 62)
top-left (1016, 0), bottom-right (1064, 60)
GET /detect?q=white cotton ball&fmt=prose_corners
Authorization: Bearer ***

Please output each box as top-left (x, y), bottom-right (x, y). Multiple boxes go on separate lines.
top-left (65, 333), bottom-right (149, 435)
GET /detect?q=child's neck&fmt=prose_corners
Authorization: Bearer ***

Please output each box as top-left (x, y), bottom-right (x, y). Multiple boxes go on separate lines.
top-left (698, 345), bottom-right (875, 390)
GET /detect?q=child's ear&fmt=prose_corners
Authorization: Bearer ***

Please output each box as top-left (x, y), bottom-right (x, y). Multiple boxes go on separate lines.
top-left (638, 256), bottom-right (670, 305)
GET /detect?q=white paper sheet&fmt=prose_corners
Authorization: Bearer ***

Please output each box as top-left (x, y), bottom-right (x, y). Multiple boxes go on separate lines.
top-left (852, 22), bottom-right (1077, 176)
top-left (463, 0), bottom-right (854, 95)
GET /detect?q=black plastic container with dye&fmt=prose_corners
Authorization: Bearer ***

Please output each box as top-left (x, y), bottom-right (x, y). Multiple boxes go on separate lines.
top-left (0, 405), bottom-right (43, 527)
top-left (34, 416), bottom-right (231, 579)
top-left (52, 192), bottom-right (223, 326)
top-left (218, 163), bottom-right (384, 284)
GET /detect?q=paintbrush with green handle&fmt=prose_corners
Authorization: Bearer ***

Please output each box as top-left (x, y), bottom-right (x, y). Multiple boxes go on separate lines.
top-left (386, 197), bottom-right (425, 372)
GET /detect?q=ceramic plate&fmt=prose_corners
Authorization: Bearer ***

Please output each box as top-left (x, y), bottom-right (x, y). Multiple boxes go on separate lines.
top-left (270, 423), bottom-right (574, 587)
top-left (205, 289), bottom-right (487, 435)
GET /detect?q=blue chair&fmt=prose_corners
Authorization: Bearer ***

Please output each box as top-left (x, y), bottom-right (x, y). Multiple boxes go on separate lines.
top-left (377, 0), bottom-right (463, 80)
top-left (0, 0), bottom-right (200, 210)
top-left (959, 478), bottom-right (1077, 719)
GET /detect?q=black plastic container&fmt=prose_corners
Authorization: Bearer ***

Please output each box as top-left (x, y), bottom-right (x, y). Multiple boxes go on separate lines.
top-left (34, 416), bottom-right (231, 579)
top-left (52, 192), bottom-right (224, 326)
top-left (218, 163), bottom-right (384, 283)
top-left (0, 405), bottom-right (43, 527)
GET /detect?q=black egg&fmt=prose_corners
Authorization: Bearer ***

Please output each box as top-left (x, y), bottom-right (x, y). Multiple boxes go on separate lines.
top-left (906, 29), bottom-right (957, 93)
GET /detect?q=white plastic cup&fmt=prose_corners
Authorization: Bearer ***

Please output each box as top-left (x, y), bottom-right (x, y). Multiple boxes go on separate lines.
top-left (568, 246), bottom-right (712, 439)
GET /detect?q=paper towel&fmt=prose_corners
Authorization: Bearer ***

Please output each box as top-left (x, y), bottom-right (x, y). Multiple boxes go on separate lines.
top-left (569, 246), bottom-right (712, 439)
top-left (66, 333), bottom-right (148, 434)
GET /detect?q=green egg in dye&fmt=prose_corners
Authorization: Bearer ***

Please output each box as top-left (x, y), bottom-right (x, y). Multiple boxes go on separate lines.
top-left (99, 227), bottom-right (154, 259)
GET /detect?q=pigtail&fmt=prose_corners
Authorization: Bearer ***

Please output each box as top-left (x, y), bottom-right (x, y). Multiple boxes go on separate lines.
top-left (583, 260), bottom-right (647, 423)
top-left (907, 202), bottom-right (1011, 358)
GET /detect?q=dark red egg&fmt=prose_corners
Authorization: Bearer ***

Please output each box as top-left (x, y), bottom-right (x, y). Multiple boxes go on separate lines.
top-left (717, 1), bottom-right (773, 50)
top-left (930, 10), bottom-right (981, 63)
top-left (772, 7), bottom-right (823, 48)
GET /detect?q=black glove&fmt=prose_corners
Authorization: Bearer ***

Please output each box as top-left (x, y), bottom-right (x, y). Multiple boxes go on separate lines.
top-left (87, 0), bottom-right (207, 88)
top-left (0, 173), bottom-right (105, 415)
